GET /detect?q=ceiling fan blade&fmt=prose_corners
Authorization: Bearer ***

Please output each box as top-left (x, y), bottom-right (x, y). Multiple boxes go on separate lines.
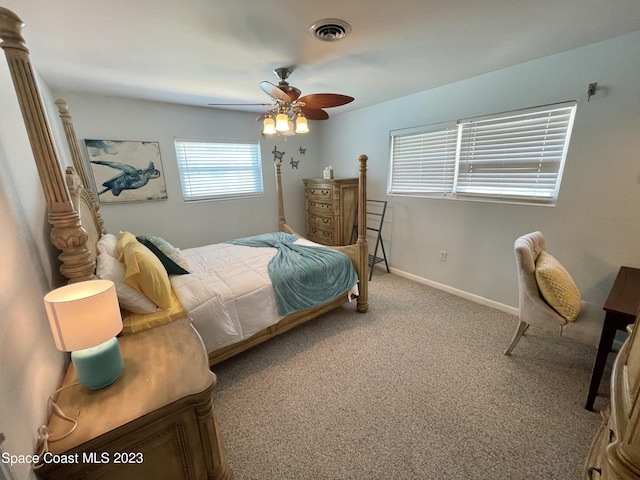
top-left (300, 107), bottom-right (329, 120)
top-left (260, 81), bottom-right (290, 102)
top-left (279, 86), bottom-right (301, 101)
top-left (298, 94), bottom-right (354, 109)
top-left (208, 103), bottom-right (275, 106)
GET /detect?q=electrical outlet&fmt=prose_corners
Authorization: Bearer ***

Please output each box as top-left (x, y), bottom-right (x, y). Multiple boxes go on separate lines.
top-left (440, 250), bottom-right (447, 262)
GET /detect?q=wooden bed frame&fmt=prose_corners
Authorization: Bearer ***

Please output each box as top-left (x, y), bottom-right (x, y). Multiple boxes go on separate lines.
top-left (0, 7), bottom-right (369, 366)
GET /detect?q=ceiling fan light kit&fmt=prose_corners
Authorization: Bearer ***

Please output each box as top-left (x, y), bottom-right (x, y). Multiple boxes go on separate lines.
top-left (210, 21), bottom-right (353, 137)
top-left (207, 64), bottom-right (354, 137)
top-left (258, 67), bottom-right (354, 137)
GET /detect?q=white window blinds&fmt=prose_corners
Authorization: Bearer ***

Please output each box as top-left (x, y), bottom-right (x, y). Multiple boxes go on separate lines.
top-left (174, 139), bottom-right (263, 202)
top-left (387, 102), bottom-right (577, 205)
top-left (454, 103), bottom-right (576, 202)
top-left (388, 123), bottom-right (458, 195)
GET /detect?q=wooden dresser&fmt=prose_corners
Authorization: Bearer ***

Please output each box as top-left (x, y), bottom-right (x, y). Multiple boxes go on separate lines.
top-left (35, 318), bottom-right (232, 480)
top-left (303, 177), bottom-right (358, 246)
top-left (584, 320), bottom-right (640, 479)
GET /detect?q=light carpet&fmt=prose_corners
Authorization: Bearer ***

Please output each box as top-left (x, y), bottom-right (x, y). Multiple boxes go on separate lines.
top-left (211, 273), bottom-right (604, 480)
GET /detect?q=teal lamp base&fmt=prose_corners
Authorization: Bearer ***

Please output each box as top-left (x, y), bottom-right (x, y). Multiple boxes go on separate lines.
top-left (71, 337), bottom-right (124, 390)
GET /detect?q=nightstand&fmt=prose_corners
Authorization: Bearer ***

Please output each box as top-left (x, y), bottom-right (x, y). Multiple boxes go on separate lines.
top-left (34, 317), bottom-right (232, 480)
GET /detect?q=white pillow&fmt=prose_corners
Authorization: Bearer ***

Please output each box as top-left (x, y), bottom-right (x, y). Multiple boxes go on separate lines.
top-left (96, 233), bottom-right (119, 258)
top-left (96, 253), bottom-right (159, 314)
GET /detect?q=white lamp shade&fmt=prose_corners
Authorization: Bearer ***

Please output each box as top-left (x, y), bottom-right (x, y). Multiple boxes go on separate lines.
top-left (275, 112), bottom-right (289, 132)
top-left (295, 115), bottom-right (309, 133)
top-left (44, 279), bottom-right (122, 352)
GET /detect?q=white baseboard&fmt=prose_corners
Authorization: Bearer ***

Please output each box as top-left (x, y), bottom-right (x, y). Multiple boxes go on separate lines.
top-left (387, 267), bottom-right (519, 317)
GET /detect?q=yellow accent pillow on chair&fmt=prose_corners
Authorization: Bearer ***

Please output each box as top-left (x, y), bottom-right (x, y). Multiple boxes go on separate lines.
top-left (535, 251), bottom-right (581, 321)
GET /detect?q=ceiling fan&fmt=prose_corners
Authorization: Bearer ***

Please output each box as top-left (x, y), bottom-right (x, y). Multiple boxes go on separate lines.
top-left (208, 67), bottom-right (354, 135)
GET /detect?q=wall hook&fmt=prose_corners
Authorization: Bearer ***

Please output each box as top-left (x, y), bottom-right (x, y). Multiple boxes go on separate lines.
top-left (587, 83), bottom-right (598, 101)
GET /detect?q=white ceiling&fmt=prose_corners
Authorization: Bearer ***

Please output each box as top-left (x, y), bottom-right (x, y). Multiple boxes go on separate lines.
top-left (3, 0), bottom-right (640, 115)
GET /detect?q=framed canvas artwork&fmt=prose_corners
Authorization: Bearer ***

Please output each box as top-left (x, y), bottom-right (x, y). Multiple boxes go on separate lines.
top-left (84, 139), bottom-right (167, 203)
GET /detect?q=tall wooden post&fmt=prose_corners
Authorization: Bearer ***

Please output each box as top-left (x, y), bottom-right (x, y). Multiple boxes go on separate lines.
top-left (274, 161), bottom-right (286, 231)
top-left (54, 99), bottom-right (92, 192)
top-left (0, 8), bottom-right (95, 282)
top-left (356, 154), bottom-right (369, 312)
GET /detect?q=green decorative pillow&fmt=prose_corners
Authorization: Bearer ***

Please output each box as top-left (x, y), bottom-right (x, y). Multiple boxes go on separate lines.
top-left (535, 251), bottom-right (581, 321)
top-left (136, 235), bottom-right (190, 275)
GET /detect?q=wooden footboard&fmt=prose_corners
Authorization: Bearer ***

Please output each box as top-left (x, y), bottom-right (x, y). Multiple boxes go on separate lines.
top-left (206, 156), bottom-right (369, 365)
top-left (208, 292), bottom-right (352, 365)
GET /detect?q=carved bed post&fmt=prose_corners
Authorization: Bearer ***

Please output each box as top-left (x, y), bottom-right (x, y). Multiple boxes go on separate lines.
top-left (54, 100), bottom-right (92, 192)
top-left (55, 98), bottom-right (106, 222)
top-left (356, 154), bottom-right (369, 313)
top-left (274, 160), bottom-right (286, 231)
top-left (0, 8), bottom-right (95, 283)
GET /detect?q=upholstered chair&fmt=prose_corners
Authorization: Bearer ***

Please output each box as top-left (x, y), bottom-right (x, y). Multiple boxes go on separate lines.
top-left (504, 231), bottom-right (582, 355)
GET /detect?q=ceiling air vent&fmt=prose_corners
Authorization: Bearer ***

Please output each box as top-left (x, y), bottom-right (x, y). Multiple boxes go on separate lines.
top-left (309, 19), bottom-right (352, 42)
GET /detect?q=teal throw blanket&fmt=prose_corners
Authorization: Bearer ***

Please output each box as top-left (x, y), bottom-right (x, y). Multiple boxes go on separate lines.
top-left (227, 232), bottom-right (358, 315)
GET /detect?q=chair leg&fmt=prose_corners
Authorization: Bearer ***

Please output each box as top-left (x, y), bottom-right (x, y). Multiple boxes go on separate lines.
top-left (504, 320), bottom-right (529, 355)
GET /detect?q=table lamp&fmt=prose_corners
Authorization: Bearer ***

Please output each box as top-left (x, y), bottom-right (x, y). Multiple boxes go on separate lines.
top-left (44, 279), bottom-right (123, 390)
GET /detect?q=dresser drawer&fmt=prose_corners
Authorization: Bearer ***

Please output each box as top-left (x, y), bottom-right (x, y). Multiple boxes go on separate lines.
top-left (308, 213), bottom-right (333, 230)
top-left (308, 227), bottom-right (334, 245)
top-left (306, 185), bottom-right (334, 202)
top-left (307, 200), bottom-right (333, 213)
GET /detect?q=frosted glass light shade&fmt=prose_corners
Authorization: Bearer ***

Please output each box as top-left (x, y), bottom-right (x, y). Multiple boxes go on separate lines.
top-left (295, 115), bottom-right (309, 133)
top-left (262, 116), bottom-right (276, 135)
top-left (44, 279), bottom-right (122, 352)
top-left (284, 120), bottom-right (295, 136)
top-left (275, 113), bottom-right (289, 132)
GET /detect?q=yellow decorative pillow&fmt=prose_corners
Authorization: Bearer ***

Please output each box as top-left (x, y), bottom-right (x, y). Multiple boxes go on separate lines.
top-left (117, 231), bottom-right (139, 261)
top-left (535, 251), bottom-right (581, 321)
top-left (120, 235), bottom-right (172, 309)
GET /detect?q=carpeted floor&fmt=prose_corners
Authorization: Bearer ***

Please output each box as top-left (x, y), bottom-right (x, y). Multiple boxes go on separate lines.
top-left (211, 273), bottom-right (604, 480)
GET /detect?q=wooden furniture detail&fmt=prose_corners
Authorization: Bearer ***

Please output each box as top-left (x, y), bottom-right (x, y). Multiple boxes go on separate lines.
top-left (303, 177), bottom-right (358, 246)
top-left (584, 321), bottom-right (640, 479)
top-left (35, 318), bottom-right (232, 480)
top-left (586, 266), bottom-right (640, 410)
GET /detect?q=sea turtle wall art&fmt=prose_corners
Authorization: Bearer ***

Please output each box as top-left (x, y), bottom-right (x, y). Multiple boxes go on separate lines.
top-left (84, 140), bottom-right (168, 203)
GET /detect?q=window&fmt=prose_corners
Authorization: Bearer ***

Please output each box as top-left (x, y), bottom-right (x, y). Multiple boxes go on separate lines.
top-left (174, 138), bottom-right (263, 202)
top-left (389, 122), bottom-right (458, 195)
top-left (388, 102), bottom-right (577, 205)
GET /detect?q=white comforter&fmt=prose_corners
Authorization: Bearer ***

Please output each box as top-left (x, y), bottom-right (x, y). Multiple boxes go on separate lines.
top-left (170, 237), bottom-right (357, 353)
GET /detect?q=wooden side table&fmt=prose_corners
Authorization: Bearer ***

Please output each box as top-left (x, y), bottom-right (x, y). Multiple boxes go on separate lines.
top-left (35, 317), bottom-right (232, 480)
top-left (585, 266), bottom-right (640, 411)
